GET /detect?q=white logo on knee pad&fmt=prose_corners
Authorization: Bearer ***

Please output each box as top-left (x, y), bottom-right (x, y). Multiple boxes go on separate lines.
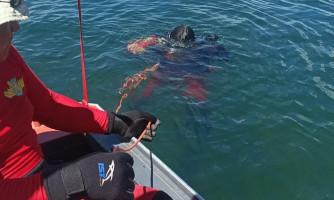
top-left (100, 160), bottom-right (115, 186)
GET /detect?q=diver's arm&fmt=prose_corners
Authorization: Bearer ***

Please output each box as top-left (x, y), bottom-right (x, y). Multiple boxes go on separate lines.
top-left (216, 43), bottom-right (230, 61)
top-left (127, 35), bottom-right (160, 54)
top-left (204, 34), bottom-right (230, 61)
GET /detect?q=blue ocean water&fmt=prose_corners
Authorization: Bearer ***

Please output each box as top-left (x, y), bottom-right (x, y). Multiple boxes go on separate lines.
top-left (14, 0), bottom-right (334, 199)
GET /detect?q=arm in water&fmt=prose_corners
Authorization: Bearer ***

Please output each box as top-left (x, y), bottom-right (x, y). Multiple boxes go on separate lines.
top-left (127, 35), bottom-right (167, 54)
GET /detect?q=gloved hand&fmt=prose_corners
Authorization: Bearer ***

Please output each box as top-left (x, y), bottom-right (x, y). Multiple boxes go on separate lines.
top-left (106, 110), bottom-right (161, 142)
top-left (43, 152), bottom-right (135, 200)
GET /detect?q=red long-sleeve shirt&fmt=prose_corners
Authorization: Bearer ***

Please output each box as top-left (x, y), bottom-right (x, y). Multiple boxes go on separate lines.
top-left (0, 45), bottom-right (109, 199)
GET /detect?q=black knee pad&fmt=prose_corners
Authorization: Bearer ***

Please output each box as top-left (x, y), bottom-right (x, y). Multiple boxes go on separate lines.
top-left (43, 152), bottom-right (135, 200)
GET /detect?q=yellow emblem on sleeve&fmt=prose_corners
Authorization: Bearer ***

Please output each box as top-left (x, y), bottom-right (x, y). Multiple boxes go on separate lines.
top-left (4, 77), bottom-right (25, 98)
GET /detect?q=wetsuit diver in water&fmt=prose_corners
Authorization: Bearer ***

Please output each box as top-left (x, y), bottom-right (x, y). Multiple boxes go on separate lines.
top-left (127, 25), bottom-right (229, 101)
top-left (127, 25), bottom-right (229, 158)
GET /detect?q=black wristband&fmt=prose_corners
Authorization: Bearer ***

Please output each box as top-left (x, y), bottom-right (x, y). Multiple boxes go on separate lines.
top-left (43, 163), bottom-right (88, 200)
top-left (43, 165), bottom-right (68, 200)
top-left (106, 112), bottom-right (116, 135)
top-left (106, 112), bottom-right (130, 136)
top-left (61, 162), bottom-right (88, 199)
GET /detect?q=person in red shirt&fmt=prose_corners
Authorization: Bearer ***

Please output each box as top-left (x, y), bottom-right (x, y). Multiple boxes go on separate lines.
top-left (0, 1), bottom-right (171, 200)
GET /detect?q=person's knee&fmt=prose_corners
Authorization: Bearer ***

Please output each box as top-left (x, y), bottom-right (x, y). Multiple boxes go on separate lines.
top-left (43, 152), bottom-right (135, 200)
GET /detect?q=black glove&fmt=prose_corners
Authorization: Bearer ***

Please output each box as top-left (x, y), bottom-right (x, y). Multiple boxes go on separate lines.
top-left (106, 110), bottom-right (161, 142)
top-left (43, 152), bottom-right (135, 200)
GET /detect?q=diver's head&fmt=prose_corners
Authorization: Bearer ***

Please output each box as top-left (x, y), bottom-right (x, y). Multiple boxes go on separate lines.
top-left (170, 25), bottom-right (195, 42)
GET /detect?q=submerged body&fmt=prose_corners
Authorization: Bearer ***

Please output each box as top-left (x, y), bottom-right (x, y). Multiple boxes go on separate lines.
top-left (127, 27), bottom-right (229, 101)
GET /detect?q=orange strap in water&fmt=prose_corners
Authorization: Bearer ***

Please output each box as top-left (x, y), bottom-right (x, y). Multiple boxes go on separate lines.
top-left (116, 64), bottom-right (159, 113)
top-left (113, 64), bottom-right (159, 152)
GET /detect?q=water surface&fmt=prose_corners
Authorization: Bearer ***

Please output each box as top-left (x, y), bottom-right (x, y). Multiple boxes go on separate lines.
top-left (15, 1), bottom-right (334, 199)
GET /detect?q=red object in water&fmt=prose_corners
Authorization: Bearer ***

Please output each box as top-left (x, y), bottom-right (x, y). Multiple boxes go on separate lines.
top-left (184, 79), bottom-right (208, 101)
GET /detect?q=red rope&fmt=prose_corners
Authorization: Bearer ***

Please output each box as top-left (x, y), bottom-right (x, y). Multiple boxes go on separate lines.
top-left (76, 1), bottom-right (151, 152)
top-left (77, 0), bottom-right (89, 106)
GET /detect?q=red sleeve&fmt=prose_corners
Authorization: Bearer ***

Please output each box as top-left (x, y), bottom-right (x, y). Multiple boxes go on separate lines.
top-left (14, 47), bottom-right (109, 134)
top-left (0, 173), bottom-right (48, 200)
top-left (135, 35), bottom-right (158, 48)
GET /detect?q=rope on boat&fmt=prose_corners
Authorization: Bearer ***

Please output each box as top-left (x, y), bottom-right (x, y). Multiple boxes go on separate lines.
top-left (113, 122), bottom-right (152, 152)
